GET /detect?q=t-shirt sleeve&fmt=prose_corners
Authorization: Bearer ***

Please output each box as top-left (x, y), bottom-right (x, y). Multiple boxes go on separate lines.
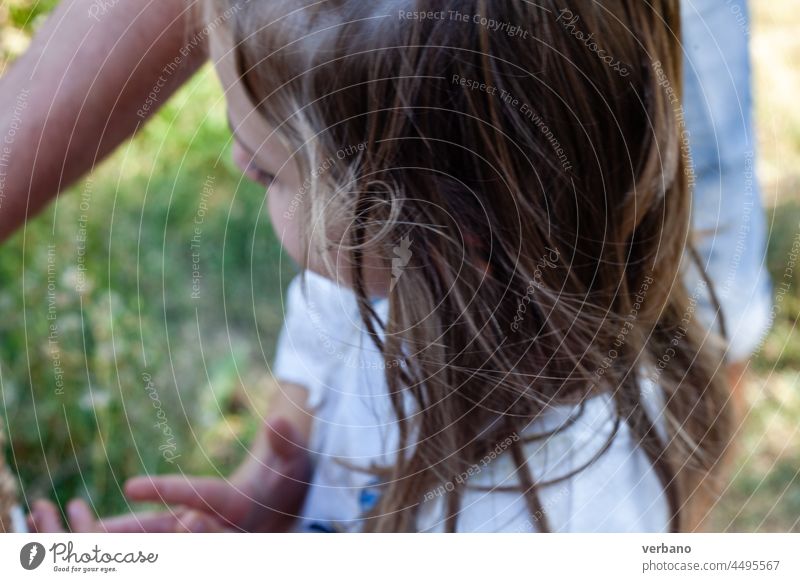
top-left (272, 271), bottom-right (360, 410)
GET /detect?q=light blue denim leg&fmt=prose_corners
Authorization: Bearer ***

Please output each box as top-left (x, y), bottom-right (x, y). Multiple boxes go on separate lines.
top-left (681, 0), bottom-right (772, 360)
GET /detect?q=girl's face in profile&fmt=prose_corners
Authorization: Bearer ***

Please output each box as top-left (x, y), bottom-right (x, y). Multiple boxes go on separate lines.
top-left (210, 29), bottom-right (307, 268)
top-left (210, 29), bottom-right (391, 296)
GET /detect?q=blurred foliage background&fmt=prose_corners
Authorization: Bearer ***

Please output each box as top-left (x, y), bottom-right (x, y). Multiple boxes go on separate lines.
top-left (1, 0), bottom-right (296, 521)
top-left (1, 0), bottom-right (799, 530)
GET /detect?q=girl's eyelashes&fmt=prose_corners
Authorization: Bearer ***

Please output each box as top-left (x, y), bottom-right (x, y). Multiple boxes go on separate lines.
top-left (231, 137), bottom-right (278, 186)
top-left (227, 115), bottom-right (278, 186)
top-left (248, 163), bottom-right (276, 187)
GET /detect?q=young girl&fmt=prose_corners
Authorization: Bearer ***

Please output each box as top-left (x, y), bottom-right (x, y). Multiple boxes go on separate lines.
top-left (31, 0), bottom-right (734, 533)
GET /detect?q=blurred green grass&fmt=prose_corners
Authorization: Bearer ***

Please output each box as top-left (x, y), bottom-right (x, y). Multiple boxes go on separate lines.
top-left (2, 1), bottom-right (296, 517)
top-left (1, 0), bottom-right (799, 530)
top-left (0, 64), bottom-right (297, 515)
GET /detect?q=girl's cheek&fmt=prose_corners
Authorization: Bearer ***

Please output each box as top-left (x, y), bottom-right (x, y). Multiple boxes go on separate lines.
top-left (265, 182), bottom-right (391, 295)
top-left (265, 180), bottom-right (329, 277)
top-left (266, 182), bottom-right (305, 266)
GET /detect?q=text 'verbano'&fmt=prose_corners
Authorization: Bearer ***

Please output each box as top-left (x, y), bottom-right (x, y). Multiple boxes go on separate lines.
top-left (642, 543), bottom-right (692, 554)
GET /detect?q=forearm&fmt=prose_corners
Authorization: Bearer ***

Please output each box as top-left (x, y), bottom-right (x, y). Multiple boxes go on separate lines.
top-left (266, 381), bottom-right (315, 440)
top-left (232, 381), bottom-right (315, 485)
top-left (0, 0), bottom-right (207, 241)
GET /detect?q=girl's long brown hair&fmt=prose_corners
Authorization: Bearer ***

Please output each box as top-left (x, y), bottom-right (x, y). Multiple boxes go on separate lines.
top-left (208, 0), bottom-right (734, 531)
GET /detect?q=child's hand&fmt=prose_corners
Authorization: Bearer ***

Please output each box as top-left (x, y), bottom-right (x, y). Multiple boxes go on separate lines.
top-left (111, 418), bottom-right (311, 532)
top-left (28, 418), bottom-right (311, 533)
top-left (27, 496), bottom-right (232, 533)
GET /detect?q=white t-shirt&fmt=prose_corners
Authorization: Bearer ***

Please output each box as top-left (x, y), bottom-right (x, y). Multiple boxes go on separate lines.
top-left (273, 271), bottom-right (669, 532)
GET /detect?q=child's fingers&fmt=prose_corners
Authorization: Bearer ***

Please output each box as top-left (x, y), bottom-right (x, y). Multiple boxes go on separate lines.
top-left (99, 511), bottom-right (183, 533)
top-left (101, 509), bottom-right (231, 533)
top-left (67, 499), bottom-right (96, 532)
top-left (124, 475), bottom-right (233, 517)
top-left (29, 500), bottom-right (65, 532)
top-left (174, 510), bottom-right (229, 533)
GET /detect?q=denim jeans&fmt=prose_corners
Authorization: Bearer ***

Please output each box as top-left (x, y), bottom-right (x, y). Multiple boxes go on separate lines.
top-left (682, 0), bottom-right (772, 360)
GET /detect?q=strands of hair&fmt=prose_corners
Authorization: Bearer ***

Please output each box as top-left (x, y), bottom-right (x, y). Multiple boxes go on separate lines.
top-left (207, 0), bottom-right (734, 532)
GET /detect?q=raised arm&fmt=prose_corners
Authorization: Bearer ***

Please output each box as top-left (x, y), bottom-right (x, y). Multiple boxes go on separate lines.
top-left (0, 0), bottom-right (208, 241)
